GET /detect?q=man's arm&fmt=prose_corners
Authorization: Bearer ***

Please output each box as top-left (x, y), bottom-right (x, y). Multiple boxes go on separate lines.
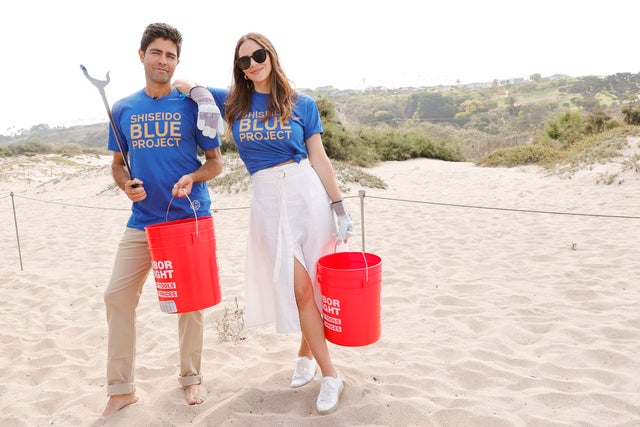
top-left (112, 152), bottom-right (146, 201)
top-left (172, 147), bottom-right (223, 197)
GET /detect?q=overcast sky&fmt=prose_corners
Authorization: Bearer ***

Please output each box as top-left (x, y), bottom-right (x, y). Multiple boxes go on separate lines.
top-left (2, 0), bottom-right (638, 135)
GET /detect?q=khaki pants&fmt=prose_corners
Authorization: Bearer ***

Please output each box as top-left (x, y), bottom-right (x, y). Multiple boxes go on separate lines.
top-left (104, 227), bottom-right (203, 396)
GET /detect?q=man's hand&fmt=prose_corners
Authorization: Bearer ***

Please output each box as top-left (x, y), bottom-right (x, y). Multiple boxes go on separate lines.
top-left (172, 174), bottom-right (194, 198)
top-left (123, 178), bottom-right (146, 202)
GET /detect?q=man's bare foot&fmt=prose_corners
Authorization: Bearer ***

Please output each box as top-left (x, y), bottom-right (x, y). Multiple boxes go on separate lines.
top-left (101, 393), bottom-right (138, 417)
top-left (184, 384), bottom-right (204, 405)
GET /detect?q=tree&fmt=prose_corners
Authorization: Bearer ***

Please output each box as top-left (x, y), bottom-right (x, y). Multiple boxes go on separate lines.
top-left (412, 92), bottom-right (456, 122)
top-left (621, 103), bottom-right (640, 125)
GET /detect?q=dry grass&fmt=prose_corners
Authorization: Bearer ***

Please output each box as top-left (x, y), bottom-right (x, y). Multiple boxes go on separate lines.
top-left (215, 297), bottom-right (246, 344)
top-left (207, 153), bottom-right (388, 194)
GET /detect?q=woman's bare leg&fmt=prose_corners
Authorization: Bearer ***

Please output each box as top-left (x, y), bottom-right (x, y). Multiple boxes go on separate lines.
top-left (297, 334), bottom-right (313, 358)
top-left (293, 259), bottom-right (336, 378)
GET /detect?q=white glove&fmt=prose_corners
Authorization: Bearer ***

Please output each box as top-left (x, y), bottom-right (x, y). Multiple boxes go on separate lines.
top-left (331, 200), bottom-right (354, 242)
top-left (189, 86), bottom-right (223, 138)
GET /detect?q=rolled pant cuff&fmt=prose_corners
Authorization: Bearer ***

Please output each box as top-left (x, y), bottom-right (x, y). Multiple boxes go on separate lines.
top-left (179, 374), bottom-right (202, 388)
top-left (107, 382), bottom-right (136, 396)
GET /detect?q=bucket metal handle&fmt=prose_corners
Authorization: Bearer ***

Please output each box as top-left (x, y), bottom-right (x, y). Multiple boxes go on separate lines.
top-left (361, 252), bottom-right (369, 285)
top-left (331, 190), bottom-right (370, 286)
top-left (165, 191), bottom-right (199, 236)
top-left (359, 190), bottom-right (369, 284)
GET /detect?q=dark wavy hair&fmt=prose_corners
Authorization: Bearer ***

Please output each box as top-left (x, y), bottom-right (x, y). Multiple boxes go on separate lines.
top-left (225, 33), bottom-right (296, 125)
top-left (140, 22), bottom-right (183, 58)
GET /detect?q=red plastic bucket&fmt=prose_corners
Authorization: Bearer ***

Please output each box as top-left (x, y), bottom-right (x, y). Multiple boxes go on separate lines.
top-left (145, 215), bottom-right (221, 313)
top-left (317, 252), bottom-right (382, 346)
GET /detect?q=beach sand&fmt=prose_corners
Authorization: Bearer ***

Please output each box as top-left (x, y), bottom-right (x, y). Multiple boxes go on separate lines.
top-left (1, 145), bottom-right (639, 426)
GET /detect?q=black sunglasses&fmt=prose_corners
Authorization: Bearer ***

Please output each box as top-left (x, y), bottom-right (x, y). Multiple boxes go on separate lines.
top-left (235, 48), bottom-right (268, 70)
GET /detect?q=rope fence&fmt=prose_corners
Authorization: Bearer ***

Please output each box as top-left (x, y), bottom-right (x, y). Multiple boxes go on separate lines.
top-left (5, 190), bottom-right (640, 271)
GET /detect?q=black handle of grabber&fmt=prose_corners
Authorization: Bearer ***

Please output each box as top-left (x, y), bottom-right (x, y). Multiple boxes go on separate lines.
top-left (165, 192), bottom-right (199, 236)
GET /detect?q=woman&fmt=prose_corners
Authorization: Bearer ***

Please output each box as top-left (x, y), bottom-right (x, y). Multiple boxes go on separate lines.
top-left (175, 33), bottom-right (353, 415)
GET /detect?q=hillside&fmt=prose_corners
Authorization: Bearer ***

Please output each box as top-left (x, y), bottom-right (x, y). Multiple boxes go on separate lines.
top-left (0, 122), bottom-right (109, 150)
top-left (3, 73), bottom-right (640, 173)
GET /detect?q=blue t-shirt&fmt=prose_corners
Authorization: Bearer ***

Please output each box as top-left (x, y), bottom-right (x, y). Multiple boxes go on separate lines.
top-left (211, 88), bottom-right (323, 175)
top-left (109, 88), bottom-right (221, 230)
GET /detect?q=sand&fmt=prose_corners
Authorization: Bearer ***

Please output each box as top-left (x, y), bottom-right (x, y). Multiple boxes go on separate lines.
top-left (1, 143), bottom-right (639, 426)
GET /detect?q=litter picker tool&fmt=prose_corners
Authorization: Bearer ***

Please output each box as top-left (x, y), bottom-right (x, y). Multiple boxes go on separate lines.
top-left (80, 64), bottom-right (134, 181)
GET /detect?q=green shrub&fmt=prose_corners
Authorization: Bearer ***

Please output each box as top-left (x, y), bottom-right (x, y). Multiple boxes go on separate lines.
top-left (621, 104), bottom-right (640, 125)
top-left (583, 110), bottom-right (619, 134)
top-left (479, 143), bottom-right (559, 167)
top-left (353, 127), bottom-right (462, 163)
top-left (546, 111), bottom-right (584, 145)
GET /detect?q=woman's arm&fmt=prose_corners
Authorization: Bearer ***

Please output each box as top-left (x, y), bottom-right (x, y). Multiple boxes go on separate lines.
top-left (173, 79), bottom-right (199, 95)
top-left (306, 133), bottom-right (342, 202)
top-left (307, 133), bottom-right (354, 242)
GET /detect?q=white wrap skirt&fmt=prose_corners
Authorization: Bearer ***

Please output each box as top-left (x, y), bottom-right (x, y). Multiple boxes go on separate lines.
top-left (244, 159), bottom-right (338, 333)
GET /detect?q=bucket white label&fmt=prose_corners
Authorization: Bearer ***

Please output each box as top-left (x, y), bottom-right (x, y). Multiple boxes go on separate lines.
top-left (324, 322), bottom-right (342, 332)
top-left (159, 300), bottom-right (178, 313)
top-left (323, 313), bottom-right (341, 325)
top-left (322, 295), bottom-right (343, 333)
top-left (153, 259), bottom-right (179, 299)
top-left (322, 295), bottom-right (342, 315)
top-left (157, 290), bottom-right (178, 298)
top-left (152, 259), bottom-right (174, 279)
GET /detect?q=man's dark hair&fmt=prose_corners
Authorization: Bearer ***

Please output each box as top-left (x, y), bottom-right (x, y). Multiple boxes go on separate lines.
top-left (140, 23), bottom-right (183, 57)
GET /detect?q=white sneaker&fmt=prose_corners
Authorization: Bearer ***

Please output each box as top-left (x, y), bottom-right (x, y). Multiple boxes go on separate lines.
top-left (290, 356), bottom-right (316, 388)
top-left (316, 375), bottom-right (344, 415)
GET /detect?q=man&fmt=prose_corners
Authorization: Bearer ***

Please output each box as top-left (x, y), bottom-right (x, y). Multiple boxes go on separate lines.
top-left (101, 22), bottom-right (223, 417)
